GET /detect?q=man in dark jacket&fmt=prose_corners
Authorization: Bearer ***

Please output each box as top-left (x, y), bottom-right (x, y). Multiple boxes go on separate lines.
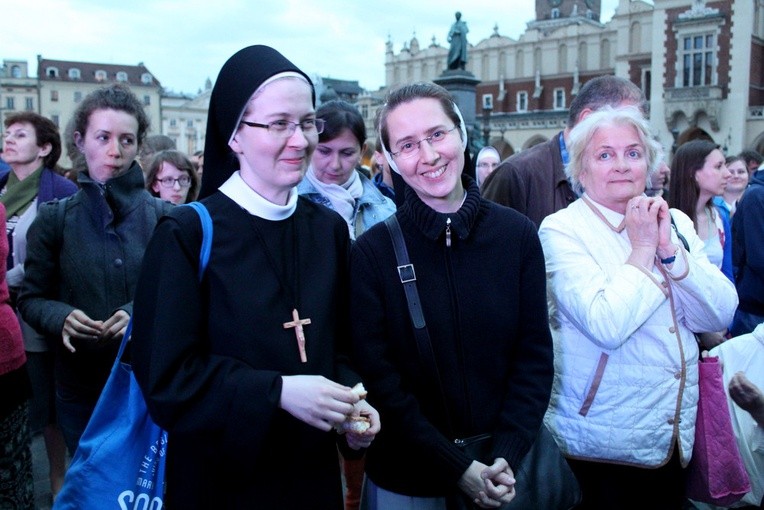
top-left (481, 75), bottom-right (646, 228)
top-left (731, 168), bottom-right (764, 336)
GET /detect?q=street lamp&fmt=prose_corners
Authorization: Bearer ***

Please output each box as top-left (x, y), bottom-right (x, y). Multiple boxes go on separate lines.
top-left (482, 102), bottom-right (492, 147)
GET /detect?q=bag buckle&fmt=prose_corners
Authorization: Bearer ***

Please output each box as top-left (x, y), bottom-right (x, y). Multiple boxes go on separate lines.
top-left (397, 264), bottom-right (416, 283)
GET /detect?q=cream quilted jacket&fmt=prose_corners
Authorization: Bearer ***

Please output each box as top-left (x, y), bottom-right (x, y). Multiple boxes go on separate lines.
top-left (539, 197), bottom-right (738, 467)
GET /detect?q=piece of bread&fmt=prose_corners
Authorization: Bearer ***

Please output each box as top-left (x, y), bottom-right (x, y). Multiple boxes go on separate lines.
top-left (340, 416), bottom-right (371, 434)
top-left (334, 383), bottom-right (370, 434)
top-left (351, 382), bottom-right (367, 400)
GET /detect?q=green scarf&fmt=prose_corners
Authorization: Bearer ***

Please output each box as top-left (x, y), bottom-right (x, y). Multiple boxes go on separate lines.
top-left (0, 165), bottom-right (44, 218)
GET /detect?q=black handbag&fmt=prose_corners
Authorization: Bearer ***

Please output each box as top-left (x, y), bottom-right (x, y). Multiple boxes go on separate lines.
top-left (447, 426), bottom-right (580, 510)
top-left (385, 215), bottom-right (581, 510)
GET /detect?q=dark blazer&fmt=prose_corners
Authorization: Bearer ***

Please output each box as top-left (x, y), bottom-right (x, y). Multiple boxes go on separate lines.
top-left (481, 132), bottom-right (576, 228)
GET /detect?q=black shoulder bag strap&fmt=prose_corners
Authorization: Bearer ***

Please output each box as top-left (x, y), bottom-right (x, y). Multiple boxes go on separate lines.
top-left (670, 213), bottom-right (690, 252)
top-left (384, 215), bottom-right (454, 433)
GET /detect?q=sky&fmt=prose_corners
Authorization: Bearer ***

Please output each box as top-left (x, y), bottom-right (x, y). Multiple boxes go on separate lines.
top-left (7, 0), bottom-right (621, 95)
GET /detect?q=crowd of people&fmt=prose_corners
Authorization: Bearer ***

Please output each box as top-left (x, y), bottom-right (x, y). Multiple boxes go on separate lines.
top-left (0, 45), bottom-right (762, 510)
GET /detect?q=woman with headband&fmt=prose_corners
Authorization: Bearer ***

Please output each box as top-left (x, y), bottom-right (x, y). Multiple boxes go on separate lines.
top-left (130, 45), bottom-right (379, 509)
top-left (349, 82), bottom-right (553, 508)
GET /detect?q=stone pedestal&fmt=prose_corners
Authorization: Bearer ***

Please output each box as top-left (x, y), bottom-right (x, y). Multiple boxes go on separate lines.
top-left (433, 70), bottom-right (481, 140)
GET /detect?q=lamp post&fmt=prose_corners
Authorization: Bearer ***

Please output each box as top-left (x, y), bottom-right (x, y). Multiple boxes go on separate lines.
top-left (482, 103), bottom-right (492, 147)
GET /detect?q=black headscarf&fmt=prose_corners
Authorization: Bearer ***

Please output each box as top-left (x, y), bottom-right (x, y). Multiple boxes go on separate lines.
top-left (198, 45), bottom-right (315, 199)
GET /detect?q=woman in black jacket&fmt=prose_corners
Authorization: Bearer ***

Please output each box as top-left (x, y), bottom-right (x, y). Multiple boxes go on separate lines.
top-left (350, 82), bottom-right (553, 509)
top-left (18, 85), bottom-right (173, 455)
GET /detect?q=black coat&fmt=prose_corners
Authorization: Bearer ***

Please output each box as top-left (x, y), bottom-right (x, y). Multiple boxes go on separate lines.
top-left (132, 192), bottom-right (356, 509)
top-left (350, 176), bottom-right (553, 496)
top-left (18, 163), bottom-right (172, 398)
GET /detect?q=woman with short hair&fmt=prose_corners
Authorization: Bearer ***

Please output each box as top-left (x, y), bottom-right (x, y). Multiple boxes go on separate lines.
top-left (539, 106), bottom-right (737, 509)
top-left (145, 149), bottom-right (199, 204)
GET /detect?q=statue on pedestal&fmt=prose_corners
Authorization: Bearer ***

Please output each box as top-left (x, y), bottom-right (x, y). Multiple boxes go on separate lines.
top-left (447, 11), bottom-right (469, 70)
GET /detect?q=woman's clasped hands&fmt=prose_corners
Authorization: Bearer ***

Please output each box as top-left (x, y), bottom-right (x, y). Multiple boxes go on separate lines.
top-left (458, 458), bottom-right (516, 508)
top-left (624, 196), bottom-right (677, 269)
top-left (62, 309), bottom-right (130, 353)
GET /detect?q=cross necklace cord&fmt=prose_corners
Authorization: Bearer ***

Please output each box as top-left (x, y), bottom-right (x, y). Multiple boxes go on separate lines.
top-left (252, 216), bottom-right (310, 363)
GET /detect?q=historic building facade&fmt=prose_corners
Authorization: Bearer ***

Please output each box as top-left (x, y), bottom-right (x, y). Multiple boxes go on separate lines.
top-left (1, 57), bottom-right (164, 167)
top-left (383, 0), bottom-right (764, 160)
top-left (161, 79), bottom-right (211, 157)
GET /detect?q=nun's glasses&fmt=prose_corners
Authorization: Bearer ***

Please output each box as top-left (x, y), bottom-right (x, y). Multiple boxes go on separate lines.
top-left (240, 118), bottom-right (325, 137)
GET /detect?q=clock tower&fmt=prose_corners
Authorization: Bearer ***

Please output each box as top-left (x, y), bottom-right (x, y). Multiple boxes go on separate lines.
top-left (535, 0), bottom-right (601, 22)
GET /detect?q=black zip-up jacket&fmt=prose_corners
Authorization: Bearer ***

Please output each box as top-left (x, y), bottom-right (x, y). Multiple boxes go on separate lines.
top-left (350, 175), bottom-right (553, 496)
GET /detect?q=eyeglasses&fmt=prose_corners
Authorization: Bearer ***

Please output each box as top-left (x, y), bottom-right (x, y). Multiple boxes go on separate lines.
top-left (156, 176), bottom-right (192, 188)
top-left (240, 118), bottom-right (325, 137)
top-left (390, 127), bottom-right (458, 160)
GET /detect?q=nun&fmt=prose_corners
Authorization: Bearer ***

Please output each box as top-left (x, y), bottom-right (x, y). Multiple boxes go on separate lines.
top-left (131, 45), bottom-right (379, 509)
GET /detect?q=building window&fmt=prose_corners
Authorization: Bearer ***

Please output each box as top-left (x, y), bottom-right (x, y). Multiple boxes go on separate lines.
top-left (143, 95), bottom-right (151, 106)
top-left (68, 68), bottom-right (81, 80)
top-left (5, 97), bottom-right (14, 110)
top-left (554, 88), bottom-right (566, 110)
top-left (551, 8), bottom-right (560, 19)
top-left (11, 65), bottom-right (21, 78)
top-left (74, 91), bottom-right (82, 103)
top-left (51, 115), bottom-right (59, 127)
top-left (680, 33), bottom-right (715, 87)
top-left (141, 73), bottom-right (153, 85)
top-left (25, 97), bottom-right (34, 110)
top-left (50, 90), bottom-right (59, 102)
top-left (170, 119), bottom-right (177, 127)
top-left (95, 70), bottom-right (107, 82)
top-left (187, 120), bottom-right (194, 128)
top-left (46, 67), bottom-right (59, 78)
top-left (116, 71), bottom-right (128, 82)
top-left (517, 91), bottom-right (528, 112)
top-left (641, 68), bottom-right (652, 101)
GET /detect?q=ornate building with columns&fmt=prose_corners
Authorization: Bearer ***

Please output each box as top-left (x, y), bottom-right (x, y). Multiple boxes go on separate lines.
top-left (382, 0), bottom-right (764, 160)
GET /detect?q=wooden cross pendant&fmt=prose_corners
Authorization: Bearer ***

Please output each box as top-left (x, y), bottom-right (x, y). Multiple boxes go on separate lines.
top-left (283, 308), bottom-right (311, 363)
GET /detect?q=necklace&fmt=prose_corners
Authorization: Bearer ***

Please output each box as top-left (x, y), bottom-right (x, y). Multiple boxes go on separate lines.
top-left (251, 215), bottom-right (310, 363)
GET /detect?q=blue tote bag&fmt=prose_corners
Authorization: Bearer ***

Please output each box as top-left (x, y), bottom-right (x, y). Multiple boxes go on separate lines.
top-left (54, 202), bottom-right (212, 509)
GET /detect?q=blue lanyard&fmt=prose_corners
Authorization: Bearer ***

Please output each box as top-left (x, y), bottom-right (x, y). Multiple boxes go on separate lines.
top-left (558, 134), bottom-right (570, 166)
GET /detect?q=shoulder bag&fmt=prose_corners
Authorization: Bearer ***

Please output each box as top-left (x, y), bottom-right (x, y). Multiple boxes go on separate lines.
top-left (54, 202), bottom-right (212, 510)
top-left (686, 355), bottom-right (751, 506)
top-left (384, 215), bottom-right (581, 510)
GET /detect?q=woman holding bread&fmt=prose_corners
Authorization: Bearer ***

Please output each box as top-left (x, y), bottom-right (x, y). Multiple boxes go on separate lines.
top-left (130, 45), bottom-right (379, 510)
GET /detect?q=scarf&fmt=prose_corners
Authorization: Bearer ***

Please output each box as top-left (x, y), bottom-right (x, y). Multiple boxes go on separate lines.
top-left (0, 165), bottom-right (43, 219)
top-left (305, 167), bottom-right (363, 238)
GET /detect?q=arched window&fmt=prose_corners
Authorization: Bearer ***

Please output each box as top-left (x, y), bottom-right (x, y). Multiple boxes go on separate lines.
top-left (46, 67), bottom-right (59, 78)
top-left (516, 49), bottom-right (524, 77)
top-left (578, 42), bottom-right (588, 71)
top-left (630, 22), bottom-right (642, 53)
top-left (116, 71), bottom-right (128, 82)
top-left (95, 70), bottom-right (107, 81)
top-left (68, 68), bottom-right (81, 80)
top-left (600, 39), bottom-right (611, 69)
top-left (141, 73), bottom-right (153, 84)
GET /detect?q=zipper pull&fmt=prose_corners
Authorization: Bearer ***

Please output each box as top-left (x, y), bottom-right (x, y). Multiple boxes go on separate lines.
top-left (445, 217), bottom-right (452, 247)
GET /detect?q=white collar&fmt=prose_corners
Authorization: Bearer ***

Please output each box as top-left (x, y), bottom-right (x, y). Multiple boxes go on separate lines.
top-left (583, 193), bottom-right (628, 227)
top-left (219, 171), bottom-right (297, 220)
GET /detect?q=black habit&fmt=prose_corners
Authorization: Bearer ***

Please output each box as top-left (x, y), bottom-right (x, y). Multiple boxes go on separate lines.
top-left (131, 191), bottom-right (356, 509)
